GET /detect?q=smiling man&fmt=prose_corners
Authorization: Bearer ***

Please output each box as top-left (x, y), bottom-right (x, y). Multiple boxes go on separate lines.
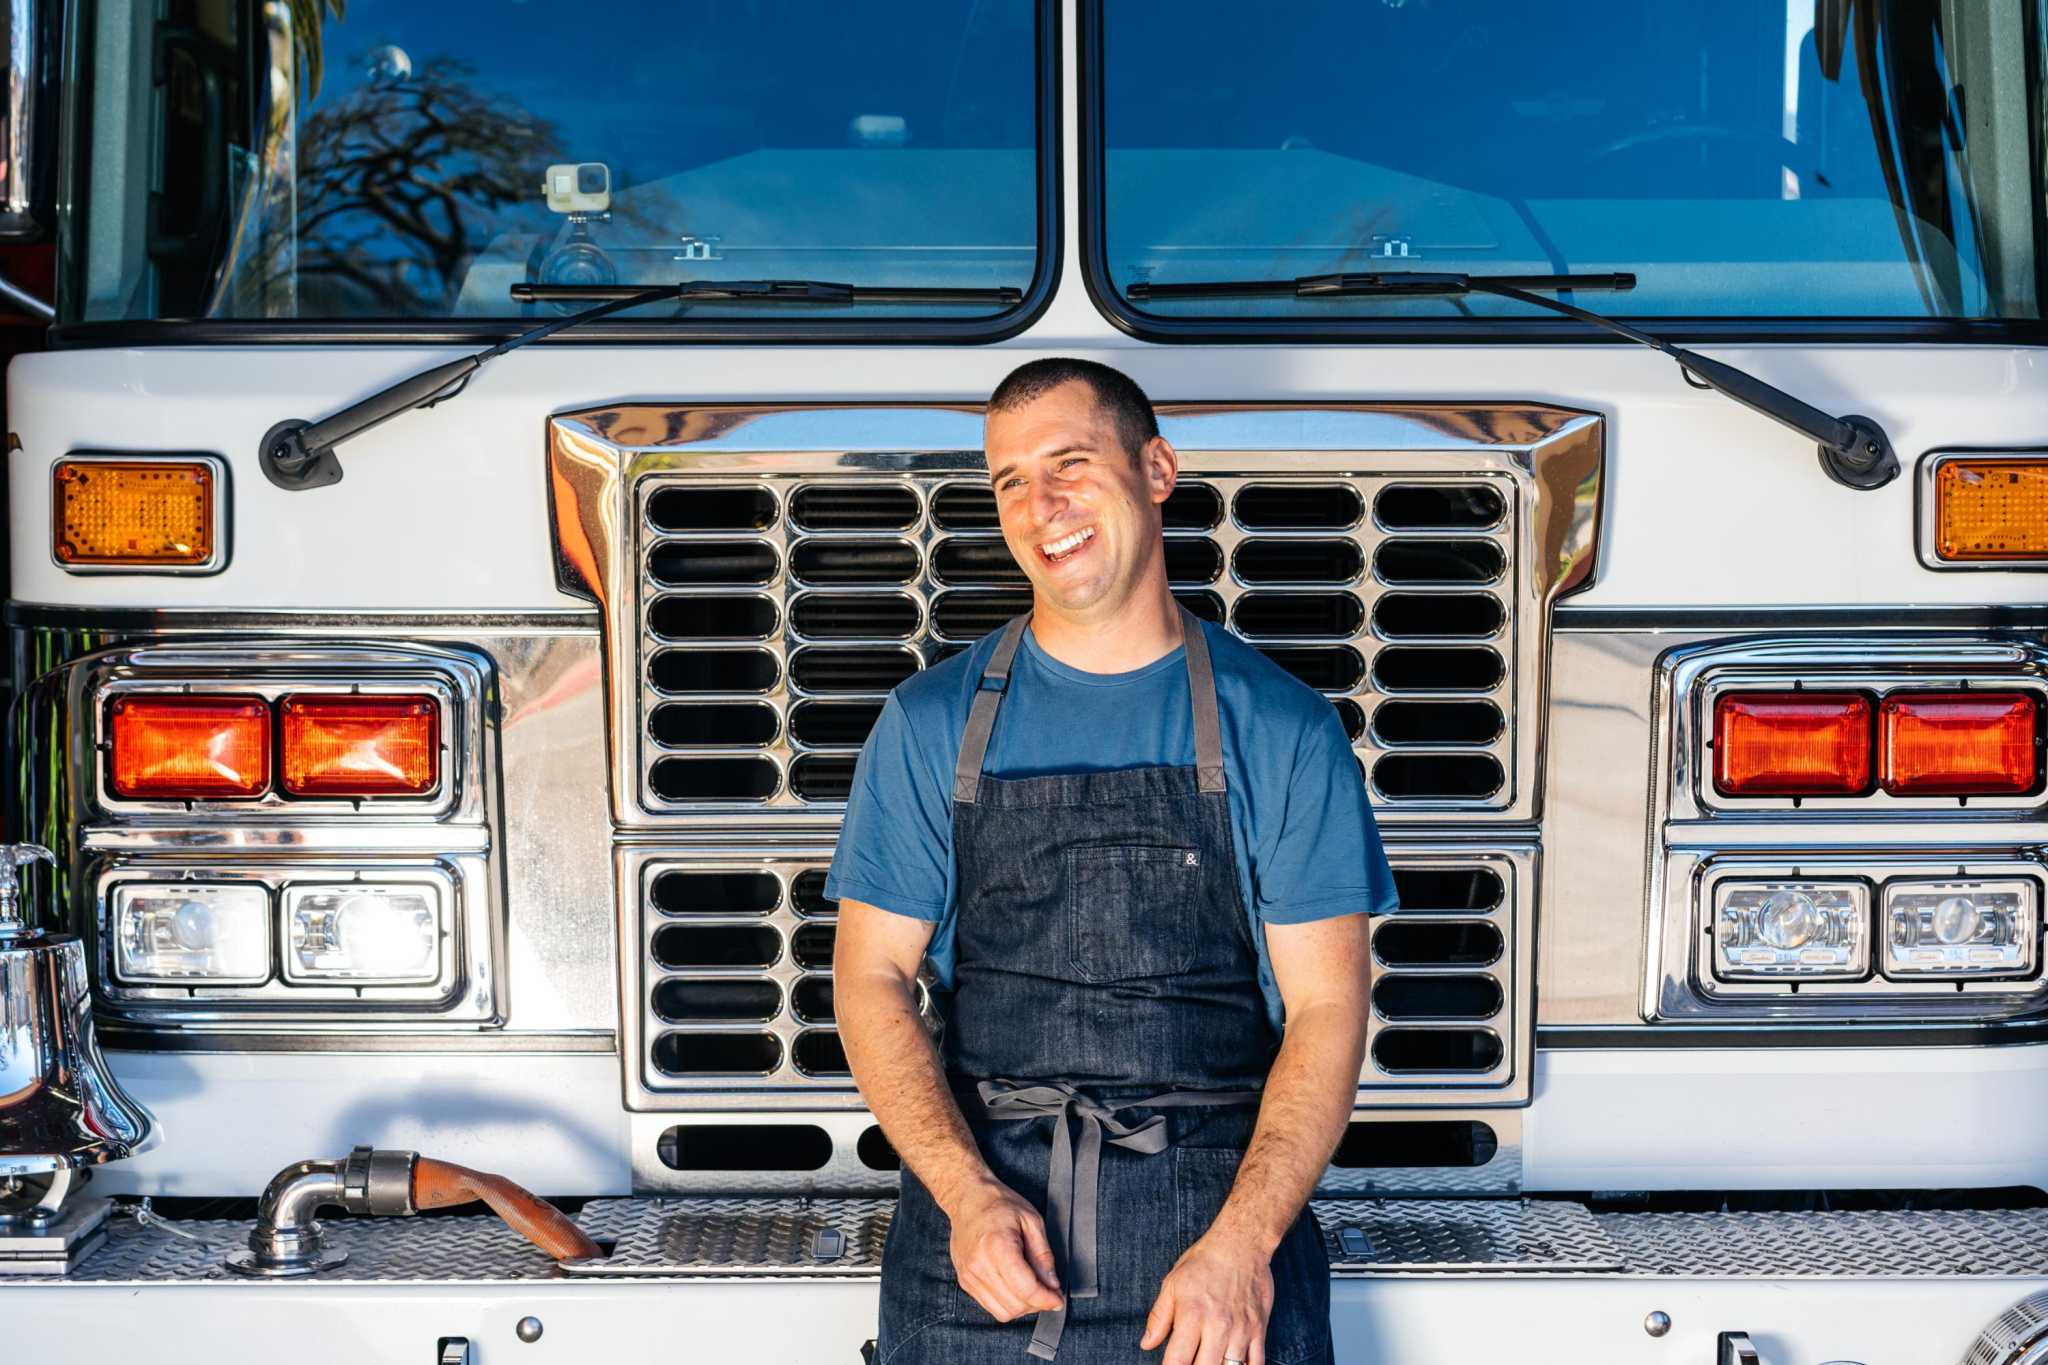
top-left (831, 358), bottom-right (1396, 1365)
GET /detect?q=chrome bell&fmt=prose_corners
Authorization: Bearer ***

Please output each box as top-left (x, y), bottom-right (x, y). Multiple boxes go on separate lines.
top-left (0, 842), bottom-right (156, 1267)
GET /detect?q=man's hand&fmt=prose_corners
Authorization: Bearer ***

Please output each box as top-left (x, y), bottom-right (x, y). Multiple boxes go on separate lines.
top-left (947, 1179), bottom-right (1064, 1323)
top-left (1140, 1231), bottom-right (1275, 1365)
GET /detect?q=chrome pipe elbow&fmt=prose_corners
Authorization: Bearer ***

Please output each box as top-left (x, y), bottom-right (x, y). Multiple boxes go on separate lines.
top-left (227, 1146), bottom-right (416, 1277)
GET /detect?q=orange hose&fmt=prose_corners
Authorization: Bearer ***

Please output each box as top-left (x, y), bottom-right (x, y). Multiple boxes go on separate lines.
top-left (410, 1157), bottom-right (602, 1262)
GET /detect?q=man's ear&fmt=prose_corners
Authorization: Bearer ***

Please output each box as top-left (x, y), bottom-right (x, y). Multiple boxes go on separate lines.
top-left (1142, 435), bottom-right (1179, 504)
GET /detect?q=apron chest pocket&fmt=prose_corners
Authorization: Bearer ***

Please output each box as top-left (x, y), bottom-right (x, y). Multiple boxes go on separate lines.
top-left (1067, 844), bottom-right (1206, 982)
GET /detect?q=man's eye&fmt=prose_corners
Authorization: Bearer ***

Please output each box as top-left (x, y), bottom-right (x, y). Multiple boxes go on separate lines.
top-left (1057, 457), bottom-right (1087, 473)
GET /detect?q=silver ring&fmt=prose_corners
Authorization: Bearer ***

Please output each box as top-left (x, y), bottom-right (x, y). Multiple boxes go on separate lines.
top-left (1224, 1358), bottom-right (1246, 1365)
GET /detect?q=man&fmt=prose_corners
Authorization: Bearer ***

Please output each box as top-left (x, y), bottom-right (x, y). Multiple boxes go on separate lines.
top-left (830, 358), bottom-right (1397, 1365)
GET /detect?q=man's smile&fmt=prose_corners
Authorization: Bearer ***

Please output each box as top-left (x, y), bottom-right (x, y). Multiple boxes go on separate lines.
top-left (1036, 524), bottom-right (1097, 564)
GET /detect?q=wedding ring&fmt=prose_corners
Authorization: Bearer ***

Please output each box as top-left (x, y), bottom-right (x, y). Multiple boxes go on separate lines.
top-left (1224, 1358), bottom-right (1246, 1365)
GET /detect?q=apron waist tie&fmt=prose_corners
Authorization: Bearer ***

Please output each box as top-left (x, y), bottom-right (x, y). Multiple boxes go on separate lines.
top-left (965, 1079), bottom-right (1262, 1361)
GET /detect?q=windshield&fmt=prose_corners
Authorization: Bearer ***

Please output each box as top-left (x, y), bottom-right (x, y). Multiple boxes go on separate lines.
top-left (64, 0), bottom-right (1043, 325)
top-left (1098, 0), bottom-right (2048, 323)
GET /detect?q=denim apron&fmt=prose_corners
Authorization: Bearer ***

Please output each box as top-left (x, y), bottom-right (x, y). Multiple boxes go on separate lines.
top-left (876, 612), bottom-right (1334, 1365)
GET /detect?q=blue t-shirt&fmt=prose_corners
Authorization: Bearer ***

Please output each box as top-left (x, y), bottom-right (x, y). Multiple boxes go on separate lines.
top-left (826, 619), bottom-right (1399, 1027)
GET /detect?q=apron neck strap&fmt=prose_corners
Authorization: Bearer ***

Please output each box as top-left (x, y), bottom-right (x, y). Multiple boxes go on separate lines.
top-left (951, 607), bottom-right (1226, 805)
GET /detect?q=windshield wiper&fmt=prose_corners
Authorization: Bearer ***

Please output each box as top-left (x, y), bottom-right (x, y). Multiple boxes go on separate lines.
top-left (258, 279), bottom-right (1024, 491)
top-left (1127, 271), bottom-right (1898, 491)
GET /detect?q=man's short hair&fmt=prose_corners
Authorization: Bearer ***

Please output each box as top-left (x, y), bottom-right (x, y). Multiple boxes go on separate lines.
top-left (987, 357), bottom-right (1160, 462)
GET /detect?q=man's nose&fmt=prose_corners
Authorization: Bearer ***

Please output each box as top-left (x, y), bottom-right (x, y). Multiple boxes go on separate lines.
top-left (1030, 476), bottom-right (1067, 526)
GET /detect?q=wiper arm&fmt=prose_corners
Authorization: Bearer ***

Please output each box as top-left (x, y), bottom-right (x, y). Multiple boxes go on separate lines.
top-left (258, 279), bottom-right (1023, 491)
top-left (1127, 271), bottom-right (1899, 491)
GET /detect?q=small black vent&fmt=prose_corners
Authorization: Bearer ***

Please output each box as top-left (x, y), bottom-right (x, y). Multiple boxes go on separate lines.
top-left (789, 484), bottom-right (920, 531)
top-left (789, 593), bottom-right (920, 640)
top-left (1175, 590), bottom-right (1226, 624)
top-left (652, 924), bottom-right (784, 969)
top-left (1256, 646), bottom-right (1365, 692)
top-left (1332, 699), bottom-right (1367, 742)
top-left (650, 1032), bottom-right (783, 1077)
top-left (649, 648), bottom-right (780, 694)
top-left (793, 1030), bottom-right (851, 1077)
top-left (1372, 593), bottom-right (1503, 640)
top-left (789, 647), bottom-right (920, 693)
top-left (790, 870), bottom-right (838, 918)
top-left (1375, 920), bottom-right (1503, 968)
top-left (1373, 647), bottom-right (1504, 692)
top-left (857, 1125), bottom-right (902, 1171)
top-left (1375, 539), bottom-right (1504, 585)
top-left (1372, 1030), bottom-right (1503, 1075)
top-left (790, 754), bottom-right (858, 802)
top-left (648, 595), bottom-right (779, 640)
top-left (657, 1123), bottom-right (830, 1171)
top-left (1234, 484), bottom-right (1364, 530)
top-left (649, 756), bottom-right (781, 802)
top-left (931, 483), bottom-right (999, 529)
top-left (647, 486), bottom-right (776, 532)
top-left (1375, 484), bottom-right (1505, 530)
top-left (789, 701), bottom-right (884, 748)
top-left (651, 870), bottom-right (780, 917)
top-left (789, 540), bottom-right (919, 585)
top-left (933, 540), bottom-right (1025, 585)
top-left (649, 541), bottom-right (778, 587)
top-left (1373, 975), bottom-right (1503, 1021)
top-left (1331, 1120), bottom-right (1498, 1169)
top-left (1233, 591), bottom-right (1364, 639)
top-left (1162, 539), bottom-right (1223, 585)
top-left (932, 590), bottom-right (1030, 640)
top-left (653, 979), bottom-right (782, 1024)
top-left (1390, 866), bottom-right (1504, 913)
top-left (791, 976), bottom-right (835, 1024)
top-left (1373, 754), bottom-right (1505, 800)
top-left (648, 702), bottom-right (779, 747)
top-left (1163, 482), bottom-right (1224, 530)
top-left (1234, 539), bottom-right (1364, 585)
top-left (1372, 701), bottom-right (1503, 746)
top-left (791, 923), bottom-right (837, 970)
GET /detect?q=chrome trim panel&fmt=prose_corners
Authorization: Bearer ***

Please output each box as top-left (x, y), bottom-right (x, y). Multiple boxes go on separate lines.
top-left (0, 0), bottom-right (39, 238)
top-left (1918, 450), bottom-right (2048, 572)
top-left (549, 402), bottom-right (1603, 829)
top-left (47, 453), bottom-right (230, 576)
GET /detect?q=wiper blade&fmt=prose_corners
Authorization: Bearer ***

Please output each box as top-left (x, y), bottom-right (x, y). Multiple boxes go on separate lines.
top-left (259, 279), bottom-right (1022, 492)
top-left (1126, 271), bottom-right (1898, 491)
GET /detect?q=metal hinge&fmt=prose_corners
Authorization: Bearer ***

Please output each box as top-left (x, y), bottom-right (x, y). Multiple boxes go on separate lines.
top-left (1718, 1332), bottom-right (1761, 1365)
top-left (438, 1339), bottom-right (472, 1365)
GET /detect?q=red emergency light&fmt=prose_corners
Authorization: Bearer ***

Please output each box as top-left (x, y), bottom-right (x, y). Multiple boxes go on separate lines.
top-left (1712, 691), bottom-right (1874, 797)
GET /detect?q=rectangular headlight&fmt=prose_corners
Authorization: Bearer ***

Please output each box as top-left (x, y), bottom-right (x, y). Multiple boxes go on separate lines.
top-left (1883, 879), bottom-right (2039, 979)
top-left (1712, 881), bottom-right (1870, 980)
top-left (111, 883), bottom-right (271, 983)
top-left (283, 884), bottom-right (442, 983)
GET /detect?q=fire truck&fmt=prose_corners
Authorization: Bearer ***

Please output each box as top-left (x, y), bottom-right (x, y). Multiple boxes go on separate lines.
top-left (5, 1), bottom-right (2048, 1361)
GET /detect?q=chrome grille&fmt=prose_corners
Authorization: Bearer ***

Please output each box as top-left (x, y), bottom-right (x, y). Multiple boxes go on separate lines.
top-left (635, 465), bottom-right (1521, 815)
top-left (629, 847), bottom-right (1528, 1099)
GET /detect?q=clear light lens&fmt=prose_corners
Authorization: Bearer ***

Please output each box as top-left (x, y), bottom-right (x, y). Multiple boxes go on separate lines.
top-left (111, 883), bottom-right (271, 983)
top-left (1883, 879), bottom-right (2040, 978)
top-left (284, 884), bottom-right (441, 982)
top-left (1712, 881), bottom-right (1869, 980)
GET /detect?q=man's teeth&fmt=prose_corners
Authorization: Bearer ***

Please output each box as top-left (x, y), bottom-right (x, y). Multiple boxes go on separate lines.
top-left (1038, 526), bottom-right (1095, 561)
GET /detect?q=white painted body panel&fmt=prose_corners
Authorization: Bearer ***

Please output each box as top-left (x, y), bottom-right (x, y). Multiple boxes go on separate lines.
top-left (9, 342), bottom-right (2048, 612)
top-left (8, 1275), bottom-right (2041, 1364)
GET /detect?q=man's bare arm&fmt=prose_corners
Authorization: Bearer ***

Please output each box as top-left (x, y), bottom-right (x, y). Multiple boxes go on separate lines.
top-left (1141, 911), bottom-right (1371, 1365)
top-left (834, 897), bottom-right (1063, 1321)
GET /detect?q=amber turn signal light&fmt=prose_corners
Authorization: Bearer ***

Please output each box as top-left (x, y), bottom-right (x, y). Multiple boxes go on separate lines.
top-left (1932, 457), bottom-right (2048, 562)
top-left (1713, 691), bottom-right (1874, 797)
top-left (280, 695), bottom-right (440, 797)
top-left (1880, 692), bottom-right (2040, 796)
top-left (109, 696), bottom-right (271, 799)
top-left (53, 459), bottom-right (217, 568)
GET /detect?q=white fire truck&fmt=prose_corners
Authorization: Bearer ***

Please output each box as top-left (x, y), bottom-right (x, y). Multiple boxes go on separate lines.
top-left (4, 1), bottom-right (2048, 1361)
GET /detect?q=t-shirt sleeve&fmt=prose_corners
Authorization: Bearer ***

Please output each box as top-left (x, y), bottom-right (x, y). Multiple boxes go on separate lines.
top-left (1254, 704), bottom-right (1401, 924)
top-left (824, 691), bottom-right (952, 921)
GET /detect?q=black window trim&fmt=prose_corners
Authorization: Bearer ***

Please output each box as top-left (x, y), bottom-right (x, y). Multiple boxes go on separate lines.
top-left (1077, 0), bottom-right (2048, 347)
top-left (50, 1), bottom-right (1062, 350)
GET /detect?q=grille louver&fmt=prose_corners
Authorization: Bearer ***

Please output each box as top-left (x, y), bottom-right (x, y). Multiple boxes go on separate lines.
top-left (637, 471), bottom-right (1520, 814)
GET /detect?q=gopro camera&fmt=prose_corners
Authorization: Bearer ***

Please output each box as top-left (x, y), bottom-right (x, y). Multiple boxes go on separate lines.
top-left (544, 162), bottom-right (611, 215)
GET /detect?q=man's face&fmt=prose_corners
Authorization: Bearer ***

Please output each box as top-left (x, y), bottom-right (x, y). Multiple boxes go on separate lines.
top-left (985, 380), bottom-right (1176, 621)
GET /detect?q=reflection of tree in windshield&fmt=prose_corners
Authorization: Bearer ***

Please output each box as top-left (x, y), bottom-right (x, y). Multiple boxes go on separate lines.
top-left (294, 56), bottom-right (561, 314)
